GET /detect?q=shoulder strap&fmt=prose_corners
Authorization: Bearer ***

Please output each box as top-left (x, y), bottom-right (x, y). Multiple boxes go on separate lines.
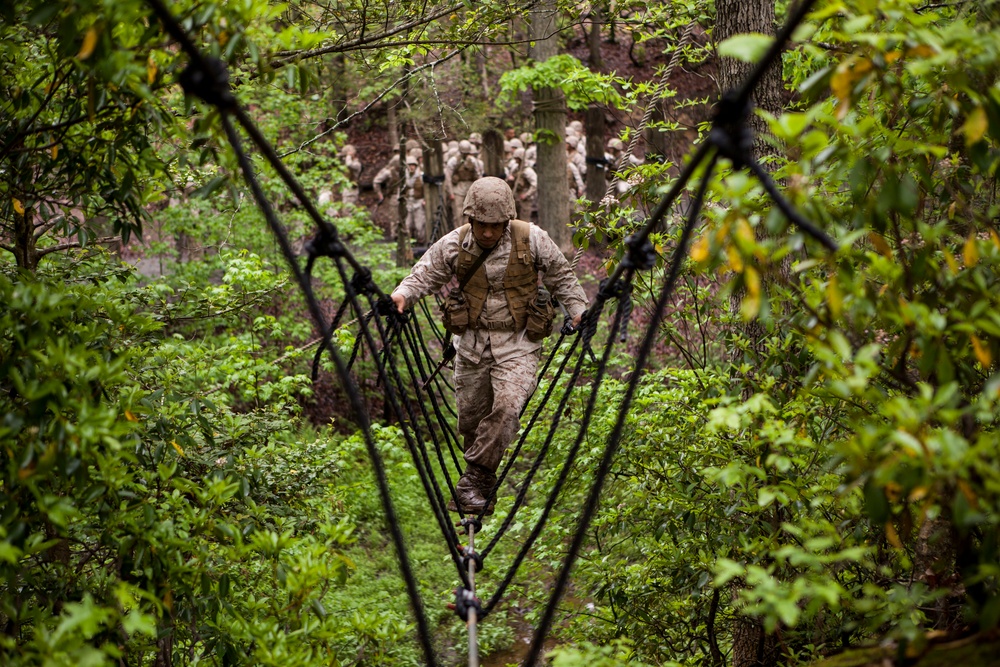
top-left (457, 225), bottom-right (495, 291)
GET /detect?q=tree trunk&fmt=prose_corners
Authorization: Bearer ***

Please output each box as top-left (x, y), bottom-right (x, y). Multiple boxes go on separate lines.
top-left (386, 102), bottom-right (400, 152)
top-left (530, 0), bottom-right (571, 253)
top-left (482, 128), bottom-right (505, 179)
top-left (585, 104), bottom-right (607, 204)
top-left (395, 132), bottom-right (411, 267)
top-left (588, 6), bottom-right (603, 69)
top-left (12, 205), bottom-right (38, 272)
top-left (715, 1), bottom-right (784, 665)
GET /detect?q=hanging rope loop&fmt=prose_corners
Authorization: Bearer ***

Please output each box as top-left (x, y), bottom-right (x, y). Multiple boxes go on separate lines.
top-left (178, 56), bottom-right (236, 110)
top-left (449, 587), bottom-right (482, 622)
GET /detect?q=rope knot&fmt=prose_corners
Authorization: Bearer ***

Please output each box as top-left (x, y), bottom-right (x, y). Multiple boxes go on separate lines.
top-left (709, 90), bottom-right (754, 170)
top-left (449, 586), bottom-right (482, 622)
top-left (178, 56), bottom-right (235, 110)
top-left (305, 226), bottom-right (346, 260)
top-left (458, 516), bottom-right (483, 533)
top-left (622, 235), bottom-right (658, 271)
top-left (462, 546), bottom-right (484, 573)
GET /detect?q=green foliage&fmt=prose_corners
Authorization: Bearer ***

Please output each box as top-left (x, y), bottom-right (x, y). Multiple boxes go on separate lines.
top-left (497, 54), bottom-right (625, 112)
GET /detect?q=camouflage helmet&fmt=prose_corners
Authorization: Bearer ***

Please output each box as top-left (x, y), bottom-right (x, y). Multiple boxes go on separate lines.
top-left (569, 120), bottom-right (584, 133)
top-left (405, 155), bottom-right (419, 166)
top-left (566, 135), bottom-right (580, 149)
top-left (459, 139), bottom-right (477, 155)
top-left (463, 177), bottom-right (516, 223)
top-left (519, 132), bottom-right (531, 145)
top-left (468, 132), bottom-right (483, 146)
top-left (512, 147), bottom-right (525, 160)
top-left (509, 138), bottom-right (523, 150)
top-left (608, 137), bottom-right (625, 152)
top-left (405, 138), bottom-right (420, 152)
top-left (339, 143), bottom-right (357, 156)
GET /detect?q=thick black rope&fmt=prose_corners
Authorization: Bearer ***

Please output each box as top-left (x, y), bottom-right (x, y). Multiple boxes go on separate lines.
top-left (146, 3), bottom-right (442, 660)
top-left (215, 111), bottom-right (440, 665)
top-left (311, 297), bottom-right (350, 382)
top-left (523, 153), bottom-right (719, 665)
top-left (391, 316), bottom-right (463, 503)
top-left (407, 305), bottom-right (463, 452)
top-left (398, 318), bottom-right (464, 481)
top-left (477, 332), bottom-right (581, 537)
top-left (482, 288), bottom-right (629, 616)
top-left (349, 291), bottom-right (469, 585)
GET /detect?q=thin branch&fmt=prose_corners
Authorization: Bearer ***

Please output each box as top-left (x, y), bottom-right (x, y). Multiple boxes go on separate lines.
top-left (278, 49), bottom-right (462, 158)
top-left (35, 235), bottom-right (120, 258)
top-left (267, 2), bottom-right (464, 68)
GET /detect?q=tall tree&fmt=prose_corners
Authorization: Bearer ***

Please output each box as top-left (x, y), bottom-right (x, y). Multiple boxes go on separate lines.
top-left (714, 1), bottom-right (784, 665)
top-left (529, 0), bottom-right (572, 253)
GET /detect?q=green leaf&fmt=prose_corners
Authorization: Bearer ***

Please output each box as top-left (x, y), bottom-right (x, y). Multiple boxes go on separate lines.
top-left (718, 33), bottom-right (774, 63)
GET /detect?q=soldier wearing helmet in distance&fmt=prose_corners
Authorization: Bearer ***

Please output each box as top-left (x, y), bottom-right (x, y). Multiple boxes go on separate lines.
top-left (390, 177), bottom-right (588, 515)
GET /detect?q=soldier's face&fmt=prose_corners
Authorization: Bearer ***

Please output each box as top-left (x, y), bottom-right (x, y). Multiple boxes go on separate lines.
top-left (471, 219), bottom-right (507, 248)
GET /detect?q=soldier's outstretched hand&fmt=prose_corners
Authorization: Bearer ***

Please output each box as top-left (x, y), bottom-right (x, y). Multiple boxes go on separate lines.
top-left (391, 293), bottom-right (406, 314)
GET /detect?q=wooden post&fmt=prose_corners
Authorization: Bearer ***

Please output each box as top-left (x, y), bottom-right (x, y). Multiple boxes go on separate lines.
top-left (395, 131), bottom-right (412, 267)
top-left (585, 104), bottom-right (607, 204)
top-left (423, 141), bottom-right (448, 243)
top-left (481, 128), bottom-right (505, 179)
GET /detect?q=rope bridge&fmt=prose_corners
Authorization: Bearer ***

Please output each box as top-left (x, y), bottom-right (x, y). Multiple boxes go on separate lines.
top-left (145, 0), bottom-right (833, 664)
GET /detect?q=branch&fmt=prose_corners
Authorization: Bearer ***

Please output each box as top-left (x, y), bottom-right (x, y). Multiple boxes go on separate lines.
top-left (278, 49), bottom-right (463, 158)
top-left (35, 235), bottom-right (120, 258)
top-left (267, 2), bottom-right (464, 69)
top-left (0, 66), bottom-right (69, 160)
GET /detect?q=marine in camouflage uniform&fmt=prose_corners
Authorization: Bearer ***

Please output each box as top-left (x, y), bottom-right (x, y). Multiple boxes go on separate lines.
top-left (445, 140), bottom-right (484, 228)
top-left (390, 177), bottom-right (588, 514)
top-left (339, 144), bottom-right (362, 206)
top-left (403, 155), bottom-right (426, 244)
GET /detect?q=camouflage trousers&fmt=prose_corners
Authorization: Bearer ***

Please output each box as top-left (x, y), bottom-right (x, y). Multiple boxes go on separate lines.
top-left (454, 343), bottom-right (539, 473)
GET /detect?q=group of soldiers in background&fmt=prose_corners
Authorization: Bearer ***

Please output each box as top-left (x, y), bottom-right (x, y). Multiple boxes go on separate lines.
top-left (333, 123), bottom-right (641, 246)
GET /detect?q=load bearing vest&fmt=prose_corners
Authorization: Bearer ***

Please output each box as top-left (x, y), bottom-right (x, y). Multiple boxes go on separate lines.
top-left (456, 220), bottom-right (536, 330)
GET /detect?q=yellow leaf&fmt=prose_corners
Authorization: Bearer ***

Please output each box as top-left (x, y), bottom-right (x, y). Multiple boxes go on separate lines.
top-left (906, 44), bottom-right (936, 58)
top-left (971, 335), bottom-right (992, 367)
top-left (171, 440), bottom-right (185, 457)
top-left (961, 106), bottom-right (988, 147)
top-left (869, 231), bottom-right (892, 258)
top-left (726, 245), bottom-right (744, 273)
top-left (163, 588), bottom-right (173, 612)
top-left (125, 410), bottom-right (138, 422)
top-left (734, 217), bottom-right (755, 252)
top-left (884, 50), bottom-right (901, 64)
top-left (944, 251), bottom-right (959, 275)
top-left (690, 234), bottom-right (710, 263)
top-left (77, 27), bottom-right (99, 60)
top-left (830, 57), bottom-right (872, 102)
top-left (963, 234), bottom-right (979, 267)
top-left (714, 220), bottom-right (731, 245)
top-left (147, 56), bottom-right (157, 85)
top-left (885, 521), bottom-right (903, 549)
top-left (12, 198), bottom-right (24, 216)
top-left (991, 229), bottom-right (1000, 251)
top-left (745, 266), bottom-right (760, 298)
top-left (218, 31), bottom-right (229, 47)
top-left (958, 479), bottom-right (979, 509)
top-left (50, 144), bottom-right (58, 159)
top-left (827, 275), bottom-right (842, 318)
